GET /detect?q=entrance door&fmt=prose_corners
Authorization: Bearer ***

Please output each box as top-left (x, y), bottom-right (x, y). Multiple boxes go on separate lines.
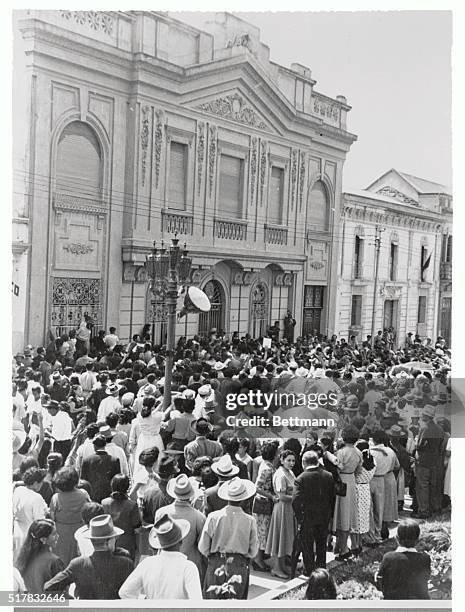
top-left (302, 286), bottom-right (324, 337)
top-left (51, 277), bottom-right (103, 339)
top-left (198, 280), bottom-right (224, 337)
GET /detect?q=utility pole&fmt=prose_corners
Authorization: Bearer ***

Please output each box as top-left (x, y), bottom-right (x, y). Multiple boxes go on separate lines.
top-left (370, 226), bottom-right (382, 346)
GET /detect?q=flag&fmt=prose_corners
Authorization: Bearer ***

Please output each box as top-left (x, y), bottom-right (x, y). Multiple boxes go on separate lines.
top-left (422, 252), bottom-right (432, 272)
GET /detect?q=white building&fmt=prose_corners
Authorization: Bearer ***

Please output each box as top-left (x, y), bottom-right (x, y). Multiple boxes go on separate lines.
top-left (335, 169), bottom-right (452, 346)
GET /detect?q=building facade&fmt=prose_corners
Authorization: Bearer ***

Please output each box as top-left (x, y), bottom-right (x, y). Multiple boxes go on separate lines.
top-left (12, 10), bottom-right (357, 351)
top-left (336, 169), bottom-right (452, 347)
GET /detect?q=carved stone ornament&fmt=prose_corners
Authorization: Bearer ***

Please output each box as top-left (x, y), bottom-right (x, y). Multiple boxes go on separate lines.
top-left (196, 93), bottom-right (269, 131)
top-left (283, 273), bottom-right (293, 286)
top-left (274, 273), bottom-right (284, 286)
top-left (140, 106), bottom-right (151, 187)
top-left (309, 261), bottom-right (324, 270)
top-left (250, 137), bottom-right (258, 204)
top-left (299, 152), bottom-right (306, 210)
top-left (233, 271), bottom-right (245, 285)
top-left (243, 271), bottom-right (255, 285)
top-left (190, 269), bottom-right (203, 285)
top-left (226, 33), bottom-right (254, 52)
top-left (60, 11), bottom-right (114, 35)
top-left (313, 96), bottom-right (340, 122)
top-left (291, 150), bottom-right (298, 205)
top-left (379, 283), bottom-right (402, 299)
top-left (208, 125), bottom-right (217, 198)
top-left (376, 186), bottom-right (419, 206)
top-left (259, 140), bottom-right (267, 201)
top-left (154, 109), bottom-right (165, 190)
top-left (63, 243), bottom-right (94, 255)
top-left (197, 122), bottom-right (205, 196)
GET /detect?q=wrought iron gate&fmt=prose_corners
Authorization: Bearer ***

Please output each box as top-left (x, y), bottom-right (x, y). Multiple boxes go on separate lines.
top-left (51, 277), bottom-right (103, 338)
top-left (250, 282), bottom-right (269, 338)
top-left (198, 280), bottom-right (224, 337)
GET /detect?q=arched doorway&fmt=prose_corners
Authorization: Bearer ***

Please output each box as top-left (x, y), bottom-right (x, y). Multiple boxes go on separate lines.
top-left (198, 280), bottom-right (225, 338)
top-left (250, 282), bottom-right (269, 338)
top-left (50, 121), bottom-right (105, 339)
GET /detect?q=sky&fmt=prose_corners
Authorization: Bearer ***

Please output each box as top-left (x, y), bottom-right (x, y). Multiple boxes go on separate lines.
top-left (175, 11), bottom-right (452, 192)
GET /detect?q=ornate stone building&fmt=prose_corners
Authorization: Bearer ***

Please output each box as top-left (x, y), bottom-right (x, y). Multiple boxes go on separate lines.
top-left (336, 169), bottom-right (452, 346)
top-left (13, 10), bottom-right (357, 350)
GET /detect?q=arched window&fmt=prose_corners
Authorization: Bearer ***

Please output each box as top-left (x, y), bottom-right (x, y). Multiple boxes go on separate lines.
top-left (308, 180), bottom-right (329, 231)
top-left (250, 282), bottom-right (269, 338)
top-left (56, 121), bottom-right (102, 197)
top-left (198, 280), bottom-right (225, 337)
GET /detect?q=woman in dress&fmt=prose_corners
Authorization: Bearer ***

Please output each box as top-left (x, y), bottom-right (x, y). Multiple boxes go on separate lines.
top-left (265, 449), bottom-right (296, 578)
top-left (252, 441), bottom-right (279, 571)
top-left (332, 425), bottom-right (363, 559)
top-left (102, 475), bottom-right (141, 560)
top-left (130, 397), bottom-right (165, 482)
top-left (351, 440), bottom-right (376, 555)
top-left (49, 467), bottom-right (90, 566)
top-left (15, 519), bottom-right (64, 594)
top-left (13, 467), bottom-right (48, 560)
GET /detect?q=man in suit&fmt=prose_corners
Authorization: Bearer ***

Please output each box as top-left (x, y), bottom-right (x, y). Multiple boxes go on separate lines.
top-left (292, 450), bottom-right (335, 577)
top-left (80, 434), bottom-right (120, 502)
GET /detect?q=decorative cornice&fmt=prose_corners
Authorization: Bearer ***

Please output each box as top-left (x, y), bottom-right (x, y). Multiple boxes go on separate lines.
top-left (343, 203), bottom-right (444, 233)
top-left (196, 93), bottom-right (270, 131)
top-left (196, 121), bottom-right (205, 196)
top-left (54, 193), bottom-right (106, 214)
top-left (312, 93), bottom-right (340, 123)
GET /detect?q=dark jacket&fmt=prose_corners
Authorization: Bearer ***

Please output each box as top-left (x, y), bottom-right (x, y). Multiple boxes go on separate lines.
top-left (43, 549), bottom-right (133, 599)
top-left (80, 450), bottom-right (120, 502)
top-left (417, 421), bottom-right (444, 467)
top-left (378, 550), bottom-right (431, 599)
top-left (292, 465), bottom-right (335, 526)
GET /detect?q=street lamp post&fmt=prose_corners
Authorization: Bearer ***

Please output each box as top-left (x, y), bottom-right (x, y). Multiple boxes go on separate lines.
top-left (145, 234), bottom-right (192, 410)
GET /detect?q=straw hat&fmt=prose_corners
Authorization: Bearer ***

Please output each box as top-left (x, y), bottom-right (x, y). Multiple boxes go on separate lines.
top-left (198, 384), bottom-right (212, 397)
top-left (182, 389), bottom-right (196, 400)
top-left (422, 405), bottom-right (436, 419)
top-left (211, 455), bottom-right (239, 478)
top-left (142, 384), bottom-right (156, 396)
top-left (218, 477), bottom-right (256, 502)
top-left (105, 384), bottom-right (119, 396)
top-left (166, 474), bottom-right (195, 500)
top-left (148, 515), bottom-right (190, 550)
top-left (81, 514), bottom-right (123, 540)
top-left (386, 425), bottom-right (404, 438)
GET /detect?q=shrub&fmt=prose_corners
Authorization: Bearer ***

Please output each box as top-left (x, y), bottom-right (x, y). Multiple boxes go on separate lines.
top-left (337, 580), bottom-right (383, 600)
top-left (417, 521), bottom-right (451, 553)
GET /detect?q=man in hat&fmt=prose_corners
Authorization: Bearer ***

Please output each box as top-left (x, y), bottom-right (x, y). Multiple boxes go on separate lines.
top-left (97, 383), bottom-right (121, 422)
top-left (413, 405), bottom-right (444, 518)
top-left (141, 455), bottom-right (179, 525)
top-left (44, 514), bottom-right (133, 599)
top-left (194, 384), bottom-right (216, 420)
top-left (155, 474), bottom-right (206, 570)
top-left (198, 477), bottom-right (258, 599)
top-left (81, 434), bottom-right (121, 502)
top-left (119, 514), bottom-right (202, 599)
top-left (204, 454), bottom-right (240, 515)
top-left (184, 418), bottom-right (223, 472)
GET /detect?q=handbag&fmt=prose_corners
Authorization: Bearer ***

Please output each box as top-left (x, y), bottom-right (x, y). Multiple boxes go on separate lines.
top-left (252, 494), bottom-right (273, 515)
top-left (334, 479), bottom-right (347, 497)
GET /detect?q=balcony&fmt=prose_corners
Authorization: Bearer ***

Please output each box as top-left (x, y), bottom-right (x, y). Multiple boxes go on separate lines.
top-left (214, 218), bottom-right (248, 241)
top-left (161, 210), bottom-right (193, 235)
top-left (440, 261), bottom-right (452, 281)
top-left (264, 224), bottom-right (288, 246)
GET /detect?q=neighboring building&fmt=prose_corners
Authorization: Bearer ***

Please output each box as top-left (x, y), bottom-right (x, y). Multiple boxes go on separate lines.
top-left (12, 10), bottom-right (357, 351)
top-left (336, 169), bottom-right (452, 347)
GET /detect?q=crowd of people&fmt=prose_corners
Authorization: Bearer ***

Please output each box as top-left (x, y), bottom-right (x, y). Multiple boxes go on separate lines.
top-left (11, 321), bottom-right (451, 599)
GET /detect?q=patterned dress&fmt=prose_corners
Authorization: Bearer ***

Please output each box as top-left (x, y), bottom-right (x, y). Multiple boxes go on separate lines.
top-left (265, 467), bottom-right (296, 558)
top-left (353, 465), bottom-right (376, 534)
top-left (332, 445), bottom-right (363, 532)
top-left (252, 460), bottom-right (274, 550)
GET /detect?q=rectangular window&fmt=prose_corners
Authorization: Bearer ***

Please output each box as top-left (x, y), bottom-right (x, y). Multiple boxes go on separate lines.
top-left (218, 154), bottom-right (244, 219)
top-left (168, 142), bottom-right (187, 211)
top-left (446, 236), bottom-right (452, 263)
top-left (268, 166), bottom-right (284, 225)
top-left (354, 236), bottom-right (363, 279)
top-left (418, 296), bottom-right (427, 324)
top-left (351, 295), bottom-right (362, 327)
top-left (389, 243), bottom-right (398, 281)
